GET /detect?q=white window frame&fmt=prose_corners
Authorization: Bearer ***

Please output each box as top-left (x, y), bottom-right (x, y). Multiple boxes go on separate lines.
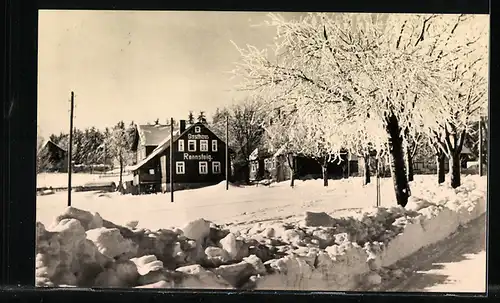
top-left (178, 140), bottom-right (185, 152)
top-left (251, 163), bottom-right (257, 173)
top-left (149, 169), bottom-right (155, 175)
top-left (212, 161), bottom-right (221, 174)
top-left (195, 126), bottom-right (201, 133)
top-left (212, 140), bottom-right (218, 152)
top-left (199, 161), bottom-right (208, 174)
top-left (200, 140), bottom-right (208, 152)
top-left (176, 161), bottom-right (185, 174)
top-left (188, 140), bottom-right (197, 152)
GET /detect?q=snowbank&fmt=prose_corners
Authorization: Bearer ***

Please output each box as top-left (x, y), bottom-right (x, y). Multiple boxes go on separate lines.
top-left (35, 176), bottom-right (486, 290)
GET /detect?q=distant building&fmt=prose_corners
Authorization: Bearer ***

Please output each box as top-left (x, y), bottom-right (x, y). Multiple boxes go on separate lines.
top-left (129, 120), bottom-right (229, 194)
top-left (37, 140), bottom-right (68, 172)
top-left (413, 145), bottom-right (474, 174)
top-left (249, 147), bottom-right (359, 183)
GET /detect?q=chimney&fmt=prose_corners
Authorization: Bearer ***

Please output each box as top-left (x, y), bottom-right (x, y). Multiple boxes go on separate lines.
top-left (180, 120), bottom-right (186, 133)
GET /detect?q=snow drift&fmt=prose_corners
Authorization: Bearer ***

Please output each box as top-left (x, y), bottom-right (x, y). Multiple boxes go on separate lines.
top-left (35, 176), bottom-right (486, 290)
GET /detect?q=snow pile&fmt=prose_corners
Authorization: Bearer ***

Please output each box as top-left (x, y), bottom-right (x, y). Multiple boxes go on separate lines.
top-left (35, 177), bottom-right (486, 290)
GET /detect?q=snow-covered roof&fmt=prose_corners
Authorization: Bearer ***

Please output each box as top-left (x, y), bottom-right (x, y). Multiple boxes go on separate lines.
top-left (39, 140), bottom-right (67, 155)
top-left (129, 129), bottom-right (181, 171)
top-left (137, 124), bottom-right (172, 146)
top-left (249, 148), bottom-right (259, 161)
top-left (461, 145), bottom-right (473, 155)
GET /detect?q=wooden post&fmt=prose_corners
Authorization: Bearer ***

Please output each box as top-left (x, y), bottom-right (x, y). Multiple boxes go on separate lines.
top-left (226, 115), bottom-right (229, 191)
top-left (347, 153), bottom-right (351, 178)
top-left (479, 117), bottom-right (483, 176)
top-left (170, 118), bottom-right (174, 202)
top-left (67, 91), bottom-right (74, 207)
top-left (375, 156), bottom-right (380, 207)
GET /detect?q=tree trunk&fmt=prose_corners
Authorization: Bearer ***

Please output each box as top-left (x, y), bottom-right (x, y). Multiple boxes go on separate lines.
top-left (287, 154), bottom-right (296, 188)
top-left (437, 152), bottom-right (445, 184)
top-left (449, 151), bottom-right (461, 188)
top-left (119, 154), bottom-right (124, 189)
top-left (363, 154), bottom-right (371, 185)
top-left (406, 146), bottom-right (414, 182)
top-left (322, 161), bottom-right (328, 187)
top-left (385, 112), bottom-right (410, 207)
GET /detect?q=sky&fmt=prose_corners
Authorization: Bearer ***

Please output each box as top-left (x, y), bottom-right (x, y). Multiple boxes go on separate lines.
top-left (37, 11), bottom-right (488, 138)
top-left (37, 10), bottom-right (305, 137)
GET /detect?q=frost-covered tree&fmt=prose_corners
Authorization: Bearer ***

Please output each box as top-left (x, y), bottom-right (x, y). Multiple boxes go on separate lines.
top-left (419, 61), bottom-right (488, 188)
top-left (108, 121), bottom-right (134, 189)
top-left (415, 15), bottom-right (488, 188)
top-left (262, 106), bottom-right (303, 187)
top-left (211, 98), bottom-right (266, 183)
top-left (341, 109), bottom-right (387, 185)
top-left (294, 102), bottom-right (347, 187)
top-left (231, 12), bottom-right (487, 206)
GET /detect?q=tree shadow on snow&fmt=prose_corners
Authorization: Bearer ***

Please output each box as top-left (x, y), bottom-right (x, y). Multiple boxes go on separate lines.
top-left (379, 213), bottom-right (486, 293)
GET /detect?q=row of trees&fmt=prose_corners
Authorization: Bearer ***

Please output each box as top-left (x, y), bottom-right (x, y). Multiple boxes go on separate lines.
top-left (45, 122), bottom-right (136, 168)
top-left (229, 13), bottom-right (488, 207)
top-left (38, 122), bottom-right (137, 187)
top-left (146, 111), bottom-right (209, 127)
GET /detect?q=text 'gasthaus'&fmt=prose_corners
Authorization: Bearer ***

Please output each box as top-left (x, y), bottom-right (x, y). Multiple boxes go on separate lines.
top-left (188, 134), bottom-right (209, 140)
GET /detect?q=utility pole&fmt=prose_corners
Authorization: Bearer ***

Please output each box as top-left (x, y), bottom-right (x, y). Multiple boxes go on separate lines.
top-left (375, 156), bottom-right (381, 207)
top-left (346, 153), bottom-right (351, 178)
top-left (226, 116), bottom-right (229, 191)
top-left (479, 117), bottom-right (483, 176)
top-left (67, 91), bottom-right (74, 207)
top-left (170, 117), bottom-right (174, 202)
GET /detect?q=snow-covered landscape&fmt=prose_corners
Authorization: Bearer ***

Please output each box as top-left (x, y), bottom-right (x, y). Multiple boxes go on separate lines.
top-left (35, 10), bottom-right (489, 293)
top-left (36, 173), bottom-right (487, 292)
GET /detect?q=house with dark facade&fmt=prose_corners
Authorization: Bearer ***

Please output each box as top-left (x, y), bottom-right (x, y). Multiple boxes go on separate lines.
top-left (37, 140), bottom-right (68, 172)
top-left (129, 120), bottom-right (228, 194)
top-left (412, 145), bottom-right (474, 174)
top-left (249, 147), bottom-right (359, 183)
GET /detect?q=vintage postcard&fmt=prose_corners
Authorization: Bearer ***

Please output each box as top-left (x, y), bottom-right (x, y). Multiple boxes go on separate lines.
top-left (36, 10), bottom-right (488, 292)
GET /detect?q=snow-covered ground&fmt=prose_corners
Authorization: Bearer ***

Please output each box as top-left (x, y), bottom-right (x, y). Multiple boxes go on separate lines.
top-left (359, 213), bottom-right (486, 293)
top-left (37, 174), bottom-right (485, 231)
top-left (37, 172), bottom-right (132, 188)
top-left (36, 176), bottom-right (401, 229)
top-left (36, 174), bottom-right (487, 292)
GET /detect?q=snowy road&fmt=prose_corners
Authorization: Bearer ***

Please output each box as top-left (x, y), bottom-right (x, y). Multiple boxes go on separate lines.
top-left (362, 213), bottom-right (486, 293)
top-left (36, 177), bottom-right (399, 229)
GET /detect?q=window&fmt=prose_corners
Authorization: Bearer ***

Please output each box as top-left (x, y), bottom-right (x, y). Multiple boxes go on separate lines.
top-left (176, 162), bottom-right (185, 174)
top-left (149, 169), bottom-right (155, 175)
top-left (195, 126), bottom-right (201, 133)
top-left (251, 163), bottom-right (257, 173)
top-left (265, 159), bottom-right (273, 171)
top-left (212, 140), bottom-right (218, 152)
top-left (199, 161), bottom-right (208, 174)
top-left (200, 140), bottom-right (208, 152)
top-left (188, 140), bottom-right (196, 152)
top-left (178, 140), bottom-right (185, 152)
top-left (212, 161), bottom-right (221, 174)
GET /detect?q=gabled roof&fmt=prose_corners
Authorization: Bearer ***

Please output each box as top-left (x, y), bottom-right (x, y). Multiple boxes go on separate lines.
top-left (130, 122), bottom-right (223, 171)
top-left (461, 145), bottom-right (473, 155)
top-left (136, 124), bottom-right (172, 146)
top-left (128, 129), bottom-right (181, 171)
top-left (38, 140), bottom-right (67, 155)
